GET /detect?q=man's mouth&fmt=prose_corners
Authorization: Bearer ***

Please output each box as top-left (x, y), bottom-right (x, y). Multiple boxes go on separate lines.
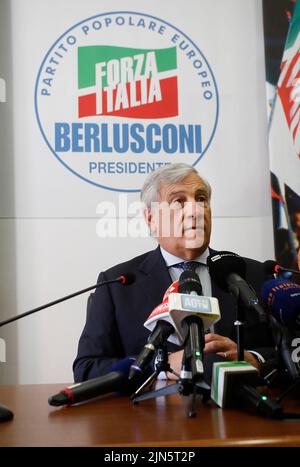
top-left (184, 225), bottom-right (202, 231)
top-left (183, 226), bottom-right (204, 236)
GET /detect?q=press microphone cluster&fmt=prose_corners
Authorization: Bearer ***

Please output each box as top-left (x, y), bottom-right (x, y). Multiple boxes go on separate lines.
top-left (129, 272), bottom-right (221, 380)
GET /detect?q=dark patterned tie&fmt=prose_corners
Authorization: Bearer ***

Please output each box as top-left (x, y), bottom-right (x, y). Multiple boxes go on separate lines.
top-left (170, 261), bottom-right (201, 272)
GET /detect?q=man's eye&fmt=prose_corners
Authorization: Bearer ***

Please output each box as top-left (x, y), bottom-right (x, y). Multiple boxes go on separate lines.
top-left (196, 195), bottom-right (207, 203)
top-left (171, 199), bottom-right (184, 208)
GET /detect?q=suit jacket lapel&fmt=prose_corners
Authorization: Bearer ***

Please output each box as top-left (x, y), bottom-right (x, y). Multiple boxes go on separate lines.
top-left (208, 248), bottom-right (237, 338)
top-left (138, 246), bottom-right (172, 311)
top-left (211, 280), bottom-right (237, 338)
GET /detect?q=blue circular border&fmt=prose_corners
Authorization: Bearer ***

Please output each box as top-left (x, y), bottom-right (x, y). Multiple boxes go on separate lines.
top-left (34, 11), bottom-right (219, 192)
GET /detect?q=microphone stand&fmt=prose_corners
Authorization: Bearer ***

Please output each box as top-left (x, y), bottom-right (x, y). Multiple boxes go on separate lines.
top-left (131, 324), bottom-right (211, 418)
top-left (131, 343), bottom-right (179, 401)
top-left (0, 275), bottom-right (130, 423)
top-left (269, 317), bottom-right (300, 412)
top-left (228, 284), bottom-right (245, 361)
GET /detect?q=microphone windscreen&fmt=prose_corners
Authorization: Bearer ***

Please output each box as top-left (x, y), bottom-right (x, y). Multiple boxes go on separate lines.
top-left (120, 272), bottom-right (136, 285)
top-left (178, 270), bottom-right (203, 295)
top-left (263, 260), bottom-right (278, 275)
top-left (110, 357), bottom-right (135, 374)
top-left (261, 278), bottom-right (300, 328)
top-left (207, 251), bottom-right (246, 289)
top-left (110, 357), bottom-right (152, 395)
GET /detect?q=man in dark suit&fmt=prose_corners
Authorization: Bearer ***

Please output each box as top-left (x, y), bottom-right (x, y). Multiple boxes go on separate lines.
top-left (73, 163), bottom-right (275, 382)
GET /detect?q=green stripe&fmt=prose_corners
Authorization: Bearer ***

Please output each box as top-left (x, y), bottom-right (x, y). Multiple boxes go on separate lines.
top-left (78, 45), bottom-right (177, 89)
top-left (213, 361), bottom-right (252, 403)
top-left (285, 1), bottom-right (300, 50)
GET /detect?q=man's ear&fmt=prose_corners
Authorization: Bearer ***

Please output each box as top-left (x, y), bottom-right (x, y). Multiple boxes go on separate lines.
top-left (144, 207), bottom-right (156, 236)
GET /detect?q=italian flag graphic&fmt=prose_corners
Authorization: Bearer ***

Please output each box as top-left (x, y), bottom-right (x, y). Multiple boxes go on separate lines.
top-left (269, 1), bottom-right (300, 272)
top-left (78, 45), bottom-right (178, 119)
top-left (276, 4), bottom-right (300, 158)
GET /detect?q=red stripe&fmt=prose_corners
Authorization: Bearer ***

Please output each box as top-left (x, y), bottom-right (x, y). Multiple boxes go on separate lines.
top-left (271, 188), bottom-right (285, 203)
top-left (78, 76), bottom-right (178, 119)
top-left (120, 275), bottom-right (125, 284)
top-left (63, 387), bottom-right (74, 403)
top-left (78, 93), bottom-right (96, 118)
top-left (277, 52), bottom-right (300, 128)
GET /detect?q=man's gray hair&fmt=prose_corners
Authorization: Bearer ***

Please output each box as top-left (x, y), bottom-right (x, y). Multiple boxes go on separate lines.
top-left (140, 163), bottom-right (211, 208)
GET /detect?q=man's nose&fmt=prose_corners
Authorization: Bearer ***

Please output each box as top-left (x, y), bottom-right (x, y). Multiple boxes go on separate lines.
top-left (183, 200), bottom-right (202, 217)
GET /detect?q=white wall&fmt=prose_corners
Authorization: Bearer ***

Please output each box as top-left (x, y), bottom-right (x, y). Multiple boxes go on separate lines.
top-left (0, 0), bottom-right (274, 384)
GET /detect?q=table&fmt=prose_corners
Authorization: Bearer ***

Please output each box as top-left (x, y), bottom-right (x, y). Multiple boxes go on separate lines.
top-left (0, 383), bottom-right (300, 446)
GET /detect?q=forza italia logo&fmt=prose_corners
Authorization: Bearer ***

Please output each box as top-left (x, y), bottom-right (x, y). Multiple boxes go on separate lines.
top-left (35, 11), bottom-right (219, 191)
top-left (78, 45), bottom-right (178, 118)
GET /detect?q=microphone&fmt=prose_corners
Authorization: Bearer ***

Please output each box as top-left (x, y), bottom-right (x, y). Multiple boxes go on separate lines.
top-left (261, 278), bottom-right (300, 381)
top-left (261, 278), bottom-right (300, 329)
top-left (129, 317), bottom-right (175, 380)
top-left (143, 280), bottom-right (180, 344)
top-left (168, 274), bottom-right (221, 342)
top-left (210, 358), bottom-right (283, 419)
top-left (178, 271), bottom-right (205, 379)
top-left (207, 251), bottom-right (267, 323)
top-left (0, 405), bottom-right (14, 423)
top-left (129, 281), bottom-right (181, 379)
top-left (169, 271), bottom-right (221, 381)
top-left (263, 260), bottom-right (300, 277)
top-left (0, 272), bottom-right (136, 328)
top-left (48, 357), bottom-right (147, 406)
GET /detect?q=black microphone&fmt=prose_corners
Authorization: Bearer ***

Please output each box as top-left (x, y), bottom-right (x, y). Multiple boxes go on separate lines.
top-left (261, 278), bottom-right (300, 330)
top-left (261, 278), bottom-right (300, 381)
top-left (178, 271), bottom-right (205, 380)
top-left (48, 357), bottom-right (148, 406)
top-left (0, 272), bottom-right (136, 328)
top-left (264, 260), bottom-right (300, 277)
top-left (0, 405), bottom-right (14, 423)
top-left (207, 251), bottom-right (267, 323)
top-left (128, 320), bottom-right (174, 379)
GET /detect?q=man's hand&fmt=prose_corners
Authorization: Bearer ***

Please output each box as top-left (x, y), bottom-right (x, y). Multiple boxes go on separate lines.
top-left (167, 332), bottom-right (261, 378)
top-left (204, 333), bottom-right (261, 370)
top-left (167, 350), bottom-right (184, 379)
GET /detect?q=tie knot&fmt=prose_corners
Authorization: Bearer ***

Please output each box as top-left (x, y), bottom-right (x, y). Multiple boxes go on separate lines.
top-left (171, 261), bottom-right (201, 272)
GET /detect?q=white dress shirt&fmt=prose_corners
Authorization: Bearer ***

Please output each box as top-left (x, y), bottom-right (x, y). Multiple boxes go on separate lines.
top-left (160, 246), bottom-right (212, 297)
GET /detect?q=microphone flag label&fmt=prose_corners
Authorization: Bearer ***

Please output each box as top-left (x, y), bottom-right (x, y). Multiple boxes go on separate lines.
top-left (211, 361), bottom-right (258, 408)
top-left (181, 295), bottom-right (212, 313)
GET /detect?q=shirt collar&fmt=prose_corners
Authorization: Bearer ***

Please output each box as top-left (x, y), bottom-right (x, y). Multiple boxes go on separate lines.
top-left (160, 246), bottom-right (210, 267)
